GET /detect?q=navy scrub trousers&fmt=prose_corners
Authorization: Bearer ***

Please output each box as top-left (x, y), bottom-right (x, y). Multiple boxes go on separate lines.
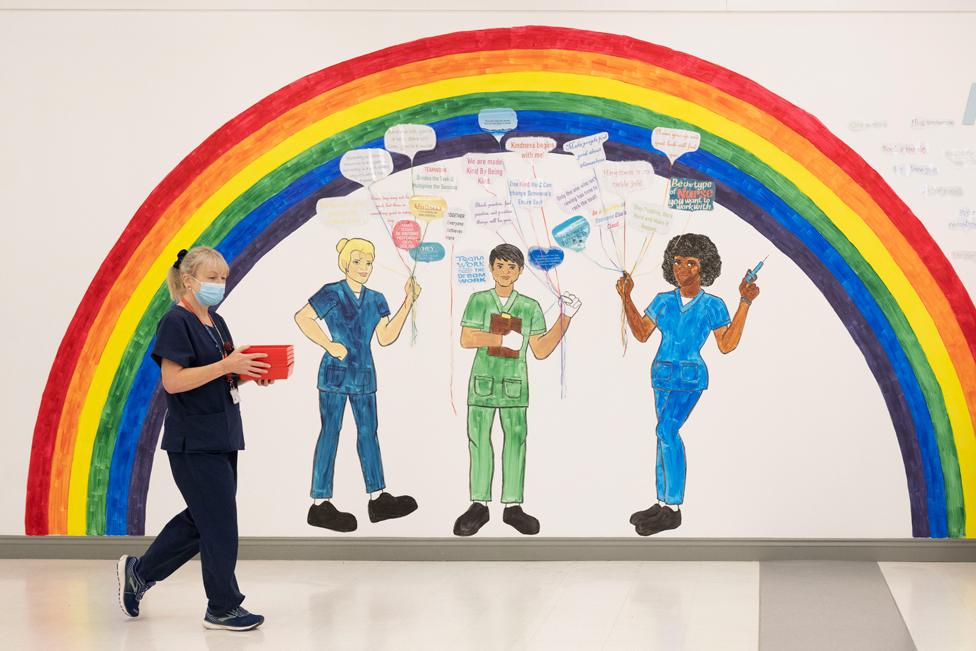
top-left (138, 452), bottom-right (243, 613)
top-left (138, 304), bottom-right (247, 614)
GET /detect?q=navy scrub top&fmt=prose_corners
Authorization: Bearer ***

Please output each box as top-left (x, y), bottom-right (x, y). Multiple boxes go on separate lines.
top-left (151, 305), bottom-right (244, 452)
top-left (309, 280), bottom-right (391, 395)
top-left (645, 289), bottom-right (731, 392)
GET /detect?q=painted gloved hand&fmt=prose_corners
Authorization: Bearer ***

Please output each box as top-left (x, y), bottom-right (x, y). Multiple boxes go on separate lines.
top-left (501, 329), bottom-right (524, 350)
top-left (560, 292), bottom-right (582, 317)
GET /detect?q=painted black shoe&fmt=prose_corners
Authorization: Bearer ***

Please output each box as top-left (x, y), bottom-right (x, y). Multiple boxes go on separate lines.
top-left (116, 555), bottom-right (154, 618)
top-left (635, 506), bottom-right (682, 536)
top-left (453, 502), bottom-right (490, 536)
top-left (503, 505), bottom-right (540, 535)
top-left (629, 503), bottom-right (662, 525)
top-left (307, 501), bottom-right (357, 532)
top-left (368, 492), bottom-right (418, 523)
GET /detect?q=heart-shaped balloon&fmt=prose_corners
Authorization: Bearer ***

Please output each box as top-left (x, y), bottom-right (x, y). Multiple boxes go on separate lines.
top-left (528, 246), bottom-right (565, 271)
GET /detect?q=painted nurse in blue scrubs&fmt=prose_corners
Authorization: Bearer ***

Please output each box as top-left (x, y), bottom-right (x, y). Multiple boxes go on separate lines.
top-left (295, 237), bottom-right (421, 532)
top-left (616, 233), bottom-right (760, 536)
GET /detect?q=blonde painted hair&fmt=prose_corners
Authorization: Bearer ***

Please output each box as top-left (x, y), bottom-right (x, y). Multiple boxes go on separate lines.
top-left (166, 246), bottom-right (230, 301)
top-left (336, 238), bottom-right (375, 273)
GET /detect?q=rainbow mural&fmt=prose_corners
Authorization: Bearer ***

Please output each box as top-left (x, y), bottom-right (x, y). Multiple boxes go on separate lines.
top-left (24, 26), bottom-right (976, 538)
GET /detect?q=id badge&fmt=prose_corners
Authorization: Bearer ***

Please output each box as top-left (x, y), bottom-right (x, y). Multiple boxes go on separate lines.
top-left (230, 386), bottom-right (241, 404)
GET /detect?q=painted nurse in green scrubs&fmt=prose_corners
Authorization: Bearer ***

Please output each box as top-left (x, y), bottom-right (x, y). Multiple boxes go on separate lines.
top-left (453, 244), bottom-right (582, 537)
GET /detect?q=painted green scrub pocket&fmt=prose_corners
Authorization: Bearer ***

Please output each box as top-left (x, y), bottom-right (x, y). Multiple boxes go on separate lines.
top-left (473, 375), bottom-right (494, 397)
top-left (503, 378), bottom-right (523, 400)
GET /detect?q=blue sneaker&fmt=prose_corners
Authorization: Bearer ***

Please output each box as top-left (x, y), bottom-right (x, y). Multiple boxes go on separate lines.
top-left (116, 555), bottom-right (154, 618)
top-left (203, 606), bottom-right (265, 631)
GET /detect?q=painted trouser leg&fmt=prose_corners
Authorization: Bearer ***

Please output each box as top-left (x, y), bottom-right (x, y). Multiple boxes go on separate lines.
top-left (349, 392), bottom-right (385, 494)
top-left (467, 405), bottom-right (496, 502)
top-left (653, 389), bottom-right (703, 505)
top-left (311, 391), bottom-right (347, 499)
top-left (499, 407), bottom-right (528, 504)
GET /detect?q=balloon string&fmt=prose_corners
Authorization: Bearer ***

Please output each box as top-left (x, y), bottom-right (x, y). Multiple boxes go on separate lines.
top-left (367, 185), bottom-right (413, 273)
top-left (448, 242), bottom-right (457, 416)
top-left (591, 166), bottom-right (624, 270)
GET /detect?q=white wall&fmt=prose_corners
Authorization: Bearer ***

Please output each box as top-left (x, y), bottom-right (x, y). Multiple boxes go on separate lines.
top-left (2, 8), bottom-right (974, 537)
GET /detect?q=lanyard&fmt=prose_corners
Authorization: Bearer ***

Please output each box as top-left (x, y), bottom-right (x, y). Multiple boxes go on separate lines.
top-left (179, 299), bottom-right (238, 389)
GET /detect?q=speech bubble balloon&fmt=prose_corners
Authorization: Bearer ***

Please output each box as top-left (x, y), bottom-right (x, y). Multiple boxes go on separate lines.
top-left (528, 246), bottom-right (565, 271)
top-left (409, 195), bottom-right (447, 221)
top-left (508, 178), bottom-right (553, 207)
top-left (628, 199), bottom-right (675, 235)
top-left (464, 155), bottom-right (506, 187)
top-left (563, 132), bottom-right (609, 168)
top-left (591, 202), bottom-right (626, 230)
top-left (384, 124), bottom-right (437, 161)
top-left (315, 197), bottom-right (367, 228)
top-left (599, 160), bottom-right (654, 197)
top-left (478, 108), bottom-right (518, 141)
top-left (369, 193), bottom-right (412, 224)
top-left (454, 250), bottom-right (489, 285)
top-left (414, 164), bottom-right (458, 192)
top-left (505, 136), bottom-right (557, 160)
top-left (392, 219), bottom-right (422, 250)
top-left (472, 198), bottom-right (516, 229)
top-left (652, 127), bottom-right (701, 165)
top-left (409, 242), bottom-right (446, 263)
top-left (555, 176), bottom-right (602, 215)
top-left (668, 178), bottom-right (715, 211)
top-left (443, 209), bottom-right (467, 242)
top-left (340, 149), bottom-right (394, 187)
top-left (552, 215), bottom-right (591, 253)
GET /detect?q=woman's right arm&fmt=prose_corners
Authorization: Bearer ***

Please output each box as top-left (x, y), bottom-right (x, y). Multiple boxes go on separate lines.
top-left (460, 327), bottom-right (503, 349)
top-left (294, 303), bottom-right (347, 360)
top-left (160, 347), bottom-right (269, 394)
top-left (615, 273), bottom-right (657, 343)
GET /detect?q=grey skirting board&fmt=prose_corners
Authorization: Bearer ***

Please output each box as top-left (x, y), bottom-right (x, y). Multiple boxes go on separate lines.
top-left (1, 536), bottom-right (974, 561)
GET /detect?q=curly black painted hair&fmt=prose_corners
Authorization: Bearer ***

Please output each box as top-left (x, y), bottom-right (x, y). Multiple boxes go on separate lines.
top-left (661, 233), bottom-right (722, 287)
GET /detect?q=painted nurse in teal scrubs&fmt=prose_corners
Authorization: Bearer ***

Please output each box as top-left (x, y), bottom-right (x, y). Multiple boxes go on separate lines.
top-left (616, 233), bottom-right (760, 536)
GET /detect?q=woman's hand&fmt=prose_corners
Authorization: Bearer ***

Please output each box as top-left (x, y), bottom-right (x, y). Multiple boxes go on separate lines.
top-left (255, 379), bottom-right (275, 387)
top-left (405, 276), bottom-right (422, 304)
top-left (616, 273), bottom-right (634, 299)
top-left (739, 276), bottom-right (760, 303)
top-left (327, 342), bottom-right (348, 361)
top-left (224, 345), bottom-right (271, 376)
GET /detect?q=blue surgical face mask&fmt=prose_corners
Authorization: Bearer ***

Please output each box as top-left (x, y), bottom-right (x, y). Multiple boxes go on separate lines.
top-left (194, 280), bottom-right (225, 307)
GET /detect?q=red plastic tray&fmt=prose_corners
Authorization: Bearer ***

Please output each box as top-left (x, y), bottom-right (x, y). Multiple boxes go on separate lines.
top-left (241, 345), bottom-right (294, 381)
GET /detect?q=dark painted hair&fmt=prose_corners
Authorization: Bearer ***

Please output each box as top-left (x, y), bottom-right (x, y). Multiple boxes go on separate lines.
top-left (661, 233), bottom-right (722, 287)
top-left (489, 243), bottom-right (524, 269)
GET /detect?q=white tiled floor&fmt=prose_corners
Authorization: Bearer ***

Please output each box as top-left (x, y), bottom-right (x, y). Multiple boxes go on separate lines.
top-left (880, 562), bottom-right (976, 651)
top-left (1, 560), bottom-right (760, 650)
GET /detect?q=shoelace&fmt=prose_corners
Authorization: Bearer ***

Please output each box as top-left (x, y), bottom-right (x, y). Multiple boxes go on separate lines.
top-left (214, 607), bottom-right (251, 620)
top-left (129, 564), bottom-right (154, 601)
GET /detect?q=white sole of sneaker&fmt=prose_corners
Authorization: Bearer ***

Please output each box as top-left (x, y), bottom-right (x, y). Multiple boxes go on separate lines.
top-left (116, 555), bottom-right (136, 618)
top-left (202, 619), bottom-right (264, 631)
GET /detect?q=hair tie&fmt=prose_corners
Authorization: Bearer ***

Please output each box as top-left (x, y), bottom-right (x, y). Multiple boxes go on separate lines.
top-left (172, 248), bottom-right (188, 269)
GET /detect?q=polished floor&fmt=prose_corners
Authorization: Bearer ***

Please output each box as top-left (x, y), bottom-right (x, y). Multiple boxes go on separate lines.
top-left (2, 560), bottom-right (974, 650)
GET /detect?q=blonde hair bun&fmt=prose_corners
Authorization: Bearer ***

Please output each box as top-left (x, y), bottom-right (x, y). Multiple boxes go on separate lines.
top-left (336, 238), bottom-right (349, 253)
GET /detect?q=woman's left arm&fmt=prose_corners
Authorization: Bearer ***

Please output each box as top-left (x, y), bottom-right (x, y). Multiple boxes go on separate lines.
top-left (375, 277), bottom-right (421, 346)
top-left (714, 278), bottom-right (760, 353)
